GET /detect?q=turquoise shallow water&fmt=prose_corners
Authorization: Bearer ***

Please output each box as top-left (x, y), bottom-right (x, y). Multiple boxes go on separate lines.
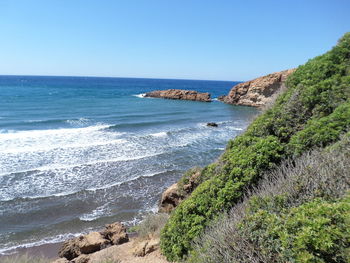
top-left (0, 76), bottom-right (257, 254)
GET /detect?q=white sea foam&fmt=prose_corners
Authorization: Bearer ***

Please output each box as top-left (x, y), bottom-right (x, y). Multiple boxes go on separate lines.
top-left (79, 204), bottom-right (111, 221)
top-left (150, 131), bottom-right (168, 137)
top-left (133, 93), bottom-right (146, 98)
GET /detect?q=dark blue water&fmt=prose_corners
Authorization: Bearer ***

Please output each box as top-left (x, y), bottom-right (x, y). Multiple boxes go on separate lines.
top-left (0, 76), bottom-right (257, 254)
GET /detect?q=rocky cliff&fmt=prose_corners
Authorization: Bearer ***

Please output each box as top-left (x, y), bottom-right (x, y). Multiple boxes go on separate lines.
top-left (145, 89), bottom-right (211, 102)
top-left (219, 69), bottom-right (295, 107)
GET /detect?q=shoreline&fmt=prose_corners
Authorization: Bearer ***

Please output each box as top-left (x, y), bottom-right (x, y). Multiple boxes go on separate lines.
top-left (0, 242), bottom-right (63, 260)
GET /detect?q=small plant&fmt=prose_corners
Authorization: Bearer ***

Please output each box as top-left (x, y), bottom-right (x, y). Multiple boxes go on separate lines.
top-left (136, 213), bottom-right (169, 239)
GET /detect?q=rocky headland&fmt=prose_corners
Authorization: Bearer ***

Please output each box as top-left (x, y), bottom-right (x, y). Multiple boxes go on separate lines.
top-left (144, 89), bottom-right (211, 102)
top-left (218, 69), bottom-right (295, 107)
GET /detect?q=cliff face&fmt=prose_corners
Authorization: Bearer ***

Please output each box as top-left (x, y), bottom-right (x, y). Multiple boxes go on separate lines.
top-left (219, 69), bottom-right (295, 107)
top-left (145, 89), bottom-right (211, 102)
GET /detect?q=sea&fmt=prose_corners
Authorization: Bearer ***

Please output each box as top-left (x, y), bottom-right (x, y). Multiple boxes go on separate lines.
top-left (0, 75), bottom-right (257, 255)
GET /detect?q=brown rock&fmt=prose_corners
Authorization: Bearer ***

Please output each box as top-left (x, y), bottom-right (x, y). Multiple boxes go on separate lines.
top-left (51, 258), bottom-right (69, 263)
top-left (58, 232), bottom-right (110, 260)
top-left (158, 183), bottom-right (183, 213)
top-left (145, 89), bottom-right (211, 102)
top-left (101, 222), bottom-right (129, 245)
top-left (133, 238), bottom-right (160, 257)
top-left (182, 170), bottom-right (201, 194)
top-left (72, 254), bottom-right (90, 263)
top-left (133, 240), bottom-right (149, 257)
top-left (219, 69), bottom-right (295, 107)
top-left (144, 238), bottom-right (160, 255)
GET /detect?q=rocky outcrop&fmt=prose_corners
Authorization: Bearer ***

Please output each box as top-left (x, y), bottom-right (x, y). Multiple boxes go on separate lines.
top-left (58, 222), bottom-right (128, 261)
top-left (145, 89), bottom-right (211, 102)
top-left (133, 238), bottom-right (160, 257)
top-left (219, 69), bottom-right (295, 107)
top-left (159, 169), bottom-right (202, 213)
top-left (158, 183), bottom-right (184, 213)
top-left (58, 232), bottom-right (110, 260)
top-left (101, 222), bottom-right (129, 245)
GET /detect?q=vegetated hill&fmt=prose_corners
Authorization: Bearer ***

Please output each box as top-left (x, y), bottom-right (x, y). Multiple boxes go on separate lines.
top-left (160, 32), bottom-right (350, 262)
top-left (189, 133), bottom-right (350, 263)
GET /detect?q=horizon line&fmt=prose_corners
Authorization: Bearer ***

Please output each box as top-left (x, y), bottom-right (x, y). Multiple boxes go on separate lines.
top-left (0, 74), bottom-right (242, 83)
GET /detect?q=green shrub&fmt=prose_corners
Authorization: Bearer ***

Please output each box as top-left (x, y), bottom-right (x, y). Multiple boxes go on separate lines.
top-left (160, 32), bottom-right (350, 261)
top-left (239, 196), bottom-right (350, 263)
top-left (189, 136), bottom-right (350, 263)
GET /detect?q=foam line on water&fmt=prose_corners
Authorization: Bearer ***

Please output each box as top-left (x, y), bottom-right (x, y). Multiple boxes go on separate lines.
top-left (132, 93), bottom-right (146, 98)
top-left (0, 124), bottom-right (110, 139)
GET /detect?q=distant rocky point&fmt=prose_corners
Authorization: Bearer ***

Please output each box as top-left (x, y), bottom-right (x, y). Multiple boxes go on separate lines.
top-left (219, 69), bottom-right (295, 107)
top-left (145, 89), bottom-right (211, 102)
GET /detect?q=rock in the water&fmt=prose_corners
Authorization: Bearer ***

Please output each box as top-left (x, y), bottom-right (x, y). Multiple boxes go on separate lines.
top-left (158, 183), bottom-right (183, 213)
top-left (145, 89), bottom-right (211, 102)
top-left (207, 122), bottom-right (218, 127)
top-left (58, 232), bottom-right (110, 260)
top-left (219, 69), bottom-right (295, 107)
top-left (101, 222), bottom-right (129, 245)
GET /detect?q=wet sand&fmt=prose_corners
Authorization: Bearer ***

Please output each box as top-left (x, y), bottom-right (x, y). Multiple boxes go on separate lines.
top-left (0, 242), bottom-right (62, 260)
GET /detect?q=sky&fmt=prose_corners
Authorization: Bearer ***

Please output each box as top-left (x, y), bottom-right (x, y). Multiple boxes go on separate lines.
top-left (0, 0), bottom-right (349, 81)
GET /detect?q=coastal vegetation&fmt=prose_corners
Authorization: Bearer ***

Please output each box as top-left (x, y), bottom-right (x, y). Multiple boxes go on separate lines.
top-left (160, 32), bottom-right (350, 261)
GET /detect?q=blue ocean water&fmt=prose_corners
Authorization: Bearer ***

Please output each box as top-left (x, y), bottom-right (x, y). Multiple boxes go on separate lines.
top-left (0, 75), bottom-right (257, 254)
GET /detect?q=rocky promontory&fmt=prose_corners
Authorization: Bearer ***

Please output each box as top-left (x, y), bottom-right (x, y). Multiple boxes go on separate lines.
top-left (144, 89), bottom-right (211, 102)
top-left (219, 69), bottom-right (295, 107)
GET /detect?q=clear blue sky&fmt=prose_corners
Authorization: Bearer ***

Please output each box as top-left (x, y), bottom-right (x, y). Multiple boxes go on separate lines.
top-left (0, 0), bottom-right (349, 81)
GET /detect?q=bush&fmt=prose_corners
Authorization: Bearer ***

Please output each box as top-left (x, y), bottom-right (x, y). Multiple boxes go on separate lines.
top-left (189, 135), bottom-right (350, 263)
top-left (239, 196), bottom-right (350, 263)
top-left (160, 32), bottom-right (350, 261)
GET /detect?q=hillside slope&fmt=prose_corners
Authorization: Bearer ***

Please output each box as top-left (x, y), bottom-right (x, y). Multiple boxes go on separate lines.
top-left (160, 32), bottom-right (350, 261)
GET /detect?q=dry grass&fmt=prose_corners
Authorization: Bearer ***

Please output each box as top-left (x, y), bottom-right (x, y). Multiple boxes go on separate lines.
top-left (135, 213), bottom-right (169, 239)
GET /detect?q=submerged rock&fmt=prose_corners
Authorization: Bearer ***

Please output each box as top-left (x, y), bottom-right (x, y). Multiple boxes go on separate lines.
top-left (145, 89), bottom-right (211, 102)
top-left (207, 122), bottom-right (218, 127)
top-left (219, 69), bottom-right (295, 107)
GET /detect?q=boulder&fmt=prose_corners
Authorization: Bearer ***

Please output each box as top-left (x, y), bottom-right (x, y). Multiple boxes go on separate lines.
top-left (158, 183), bottom-right (183, 213)
top-left (132, 240), bottom-right (149, 257)
top-left (72, 254), bottom-right (90, 263)
top-left (51, 258), bottom-right (69, 263)
top-left (145, 89), bottom-right (211, 102)
top-left (58, 232), bottom-right (110, 260)
top-left (144, 238), bottom-right (160, 255)
top-left (207, 122), bottom-right (218, 127)
top-left (133, 238), bottom-right (160, 257)
top-left (101, 222), bottom-right (129, 245)
top-left (219, 69), bottom-right (295, 107)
